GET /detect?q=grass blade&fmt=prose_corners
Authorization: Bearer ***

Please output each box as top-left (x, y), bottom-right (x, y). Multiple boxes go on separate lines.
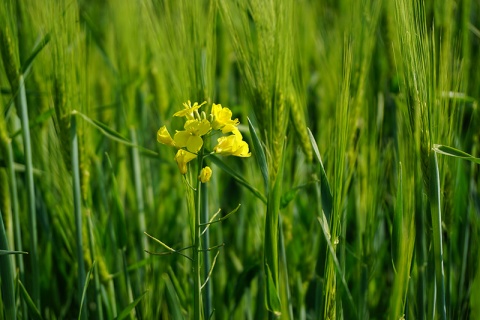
top-left (20, 32), bottom-right (50, 75)
top-left (316, 215), bottom-right (357, 317)
top-left (209, 154), bottom-right (267, 204)
top-left (429, 151), bottom-right (447, 320)
top-left (114, 291), bottom-right (147, 320)
top-left (307, 128), bottom-right (333, 217)
top-left (0, 211), bottom-right (16, 319)
top-left (78, 261), bottom-right (96, 320)
top-left (265, 263), bottom-right (281, 317)
top-left (18, 74), bottom-right (40, 308)
top-left (433, 144), bottom-right (480, 164)
top-left (71, 115), bottom-right (87, 320)
top-left (72, 111), bottom-right (158, 157)
top-left (18, 280), bottom-right (43, 320)
top-left (0, 249), bottom-right (28, 255)
top-left (248, 117), bottom-right (269, 192)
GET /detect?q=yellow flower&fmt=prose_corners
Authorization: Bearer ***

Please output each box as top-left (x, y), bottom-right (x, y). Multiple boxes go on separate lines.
top-left (174, 119), bottom-right (211, 153)
top-left (198, 166), bottom-right (212, 183)
top-left (173, 100), bottom-right (206, 119)
top-left (214, 134), bottom-right (251, 157)
top-left (157, 126), bottom-right (175, 147)
top-left (174, 149), bottom-right (197, 174)
top-left (211, 103), bottom-right (240, 135)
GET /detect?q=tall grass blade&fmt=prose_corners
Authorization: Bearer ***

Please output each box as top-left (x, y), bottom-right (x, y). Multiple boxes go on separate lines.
top-left (248, 117), bottom-right (269, 192)
top-left (18, 73), bottom-right (39, 308)
top-left (19, 32), bottom-right (50, 75)
top-left (0, 211), bottom-right (16, 319)
top-left (265, 263), bottom-right (281, 317)
top-left (78, 261), bottom-right (96, 320)
top-left (18, 280), bottom-right (43, 320)
top-left (433, 144), bottom-right (480, 164)
top-left (429, 151), bottom-right (447, 320)
top-left (307, 128), bottom-right (333, 217)
top-left (114, 291), bottom-right (147, 320)
top-left (163, 273), bottom-right (184, 320)
top-left (209, 154), bottom-right (266, 204)
top-left (71, 115), bottom-right (87, 320)
top-left (316, 215), bottom-right (357, 317)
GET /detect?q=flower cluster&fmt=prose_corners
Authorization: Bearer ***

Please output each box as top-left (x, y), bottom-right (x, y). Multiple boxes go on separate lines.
top-left (157, 101), bottom-right (251, 180)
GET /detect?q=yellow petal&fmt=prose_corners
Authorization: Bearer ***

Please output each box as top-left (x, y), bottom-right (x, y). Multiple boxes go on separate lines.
top-left (157, 126), bottom-right (175, 146)
top-left (198, 166), bottom-right (212, 183)
top-left (173, 101), bottom-right (206, 119)
top-left (184, 119), bottom-right (211, 136)
top-left (174, 149), bottom-right (197, 174)
top-left (196, 119), bottom-right (211, 136)
top-left (214, 134), bottom-right (251, 157)
top-left (174, 131), bottom-right (191, 148)
top-left (186, 135), bottom-right (203, 153)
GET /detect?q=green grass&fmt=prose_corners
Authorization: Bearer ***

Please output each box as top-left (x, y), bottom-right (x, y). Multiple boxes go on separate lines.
top-left (1, 0), bottom-right (480, 319)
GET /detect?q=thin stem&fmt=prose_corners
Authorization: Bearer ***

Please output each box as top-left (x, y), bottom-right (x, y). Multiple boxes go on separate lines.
top-left (5, 139), bottom-right (27, 317)
top-left (87, 212), bottom-right (104, 320)
top-left (278, 215), bottom-right (293, 319)
top-left (201, 180), bottom-right (212, 320)
top-left (71, 115), bottom-right (87, 319)
top-left (18, 74), bottom-right (39, 308)
top-left (130, 128), bottom-right (148, 257)
top-left (429, 152), bottom-right (447, 320)
top-left (0, 211), bottom-right (16, 319)
top-left (193, 150), bottom-right (204, 320)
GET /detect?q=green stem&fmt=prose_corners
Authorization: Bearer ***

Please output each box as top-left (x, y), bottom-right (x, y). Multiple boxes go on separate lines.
top-left (87, 212), bottom-right (104, 320)
top-left (5, 139), bottom-right (27, 317)
top-left (0, 211), bottom-right (16, 319)
top-left (193, 151), bottom-right (204, 320)
top-left (415, 176), bottom-right (427, 320)
top-left (18, 74), bottom-right (39, 308)
top-left (130, 128), bottom-right (148, 257)
top-left (71, 115), bottom-right (87, 320)
top-left (429, 152), bottom-right (446, 320)
top-left (201, 175), bottom-right (211, 319)
top-left (278, 215), bottom-right (293, 319)
top-left (265, 175), bottom-right (283, 318)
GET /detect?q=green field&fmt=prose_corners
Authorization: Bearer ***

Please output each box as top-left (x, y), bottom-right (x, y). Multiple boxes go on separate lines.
top-left (1, 0), bottom-right (479, 319)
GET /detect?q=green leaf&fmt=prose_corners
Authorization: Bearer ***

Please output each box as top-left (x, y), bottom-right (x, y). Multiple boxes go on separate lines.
top-left (0, 249), bottom-right (28, 256)
top-left (78, 261), bottom-right (96, 320)
top-left (105, 153), bottom-right (128, 249)
top-left (163, 273), bottom-right (184, 320)
top-left (308, 128), bottom-right (333, 217)
top-left (440, 91), bottom-right (476, 103)
top-left (232, 263), bottom-right (261, 311)
top-left (72, 110), bottom-right (158, 157)
top-left (392, 162), bottom-right (403, 272)
top-left (429, 152), bottom-right (447, 320)
top-left (209, 154), bottom-right (267, 204)
top-left (316, 216), bottom-right (357, 316)
top-left (0, 213), bottom-right (16, 319)
top-left (280, 189), bottom-right (298, 209)
top-left (265, 263), bottom-right (282, 317)
top-left (19, 280), bottom-right (43, 320)
top-left (11, 108), bottom-right (55, 139)
top-left (114, 291), bottom-right (147, 320)
top-left (433, 144), bottom-right (480, 164)
top-left (21, 33), bottom-right (51, 74)
top-left (248, 117), bottom-right (269, 192)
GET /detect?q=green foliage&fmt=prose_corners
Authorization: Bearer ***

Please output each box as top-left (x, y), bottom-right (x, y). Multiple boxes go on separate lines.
top-left (0, 0), bottom-right (479, 319)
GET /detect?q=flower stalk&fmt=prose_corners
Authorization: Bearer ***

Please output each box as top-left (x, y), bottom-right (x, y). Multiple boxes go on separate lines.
top-left (193, 148), bottom-right (204, 320)
top-left (155, 101), bottom-right (251, 319)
